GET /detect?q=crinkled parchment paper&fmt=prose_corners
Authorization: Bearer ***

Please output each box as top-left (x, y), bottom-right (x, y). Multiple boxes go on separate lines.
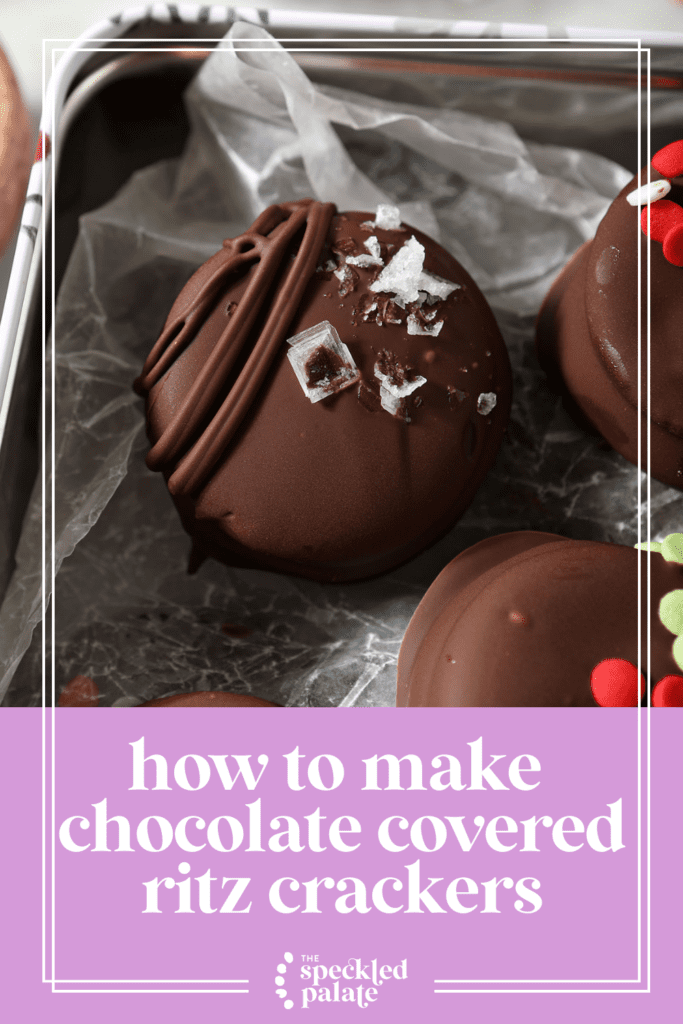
top-left (2, 22), bottom-right (681, 705)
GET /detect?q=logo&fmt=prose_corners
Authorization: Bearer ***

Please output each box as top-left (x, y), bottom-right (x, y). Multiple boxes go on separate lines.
top-left (275, 951), bottom-right (295, 1010)
top-left (275, 953), bottom-right (408, 1010)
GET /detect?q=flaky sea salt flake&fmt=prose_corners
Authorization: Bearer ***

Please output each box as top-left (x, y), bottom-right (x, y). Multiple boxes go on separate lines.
top-left (374, 360), bottom-right (426, 398)
top-left (379, 386), bottom-right (410, 421)
top-left (333, 262), bottom-right (357, 297)
top-left (417, 271), bottom-right (461, 301)
top-left (347, 253), bottom-right (383, 267)
top-left (407, 314), bottom-right (443, 337)
top-left (374, 205), bottom-right (402, 230)
top-left (364, 235), bottom-right (382, 259)
top-left (477, 391), bottom-right (497, 416)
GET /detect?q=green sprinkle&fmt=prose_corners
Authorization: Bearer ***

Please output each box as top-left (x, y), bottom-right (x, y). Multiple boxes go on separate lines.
top-left (661, 534), bottom-right (683, 564)
top-left (635, 533), bottom-right (683, 563)
top-left (659, 589), bottom-right (683, 636)
top-left (636, 535), bottom-right (683, 667)
top-left (635, 541), bottom-right (663, 554)
top-left (673, 635), bottom-right (683, 672)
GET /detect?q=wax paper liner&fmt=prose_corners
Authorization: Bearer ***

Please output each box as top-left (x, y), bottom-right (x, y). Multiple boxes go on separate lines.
top-left (2, 22), bottom-right (681, 705)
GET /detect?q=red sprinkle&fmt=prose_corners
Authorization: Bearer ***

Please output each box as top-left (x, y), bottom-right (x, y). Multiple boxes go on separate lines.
top-left (590, 658), bottom-right (644, 707)
top-left (652, 139), bottom-right (683, 179)
top-left (651, 675), bottom-right (683, 707)
top-left (640, 198), bottom-right (683, 242)
top-left (663, 222), bottom-right (683, 266)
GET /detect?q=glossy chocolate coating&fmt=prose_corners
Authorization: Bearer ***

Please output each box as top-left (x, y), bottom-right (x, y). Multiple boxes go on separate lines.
top-left (140, 691), bottom-right (279, 707)
top-left (537, 167), bottom-right (683, 489)
top-left (138, 201), bottom-right (511, 582)
top-left (397, 532), bottom-right (683, 706)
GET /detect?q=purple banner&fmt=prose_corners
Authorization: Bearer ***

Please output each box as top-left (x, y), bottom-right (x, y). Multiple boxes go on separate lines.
top-left (1, 707), bottom-right (680, 1021)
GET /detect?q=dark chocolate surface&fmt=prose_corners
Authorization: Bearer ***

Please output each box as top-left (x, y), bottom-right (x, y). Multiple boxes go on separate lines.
top-left (537, 166), bottom-right (683, 489)
top-left (138, 202), bottom-right (512, 582)
top-left (398, 531), bottom-right (683, 707)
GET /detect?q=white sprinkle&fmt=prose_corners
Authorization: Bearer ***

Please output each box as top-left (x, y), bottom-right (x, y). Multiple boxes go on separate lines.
top-left (374, 361), bottom-right (426, 398)
top-left (287, 321), bottom-right (360, 403)
top-left (407, 314), bottom-right (443, 337)
top-left (477, 392), bottom-right (497, 416)
top-left (626, 179), bottom-right (671, 206)
top-left (370, 236), bottom-right (425, 304)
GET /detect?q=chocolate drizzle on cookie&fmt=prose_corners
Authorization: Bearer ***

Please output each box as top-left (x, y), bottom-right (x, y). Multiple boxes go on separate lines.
top-left (135, 199), bottom-right (335, 496)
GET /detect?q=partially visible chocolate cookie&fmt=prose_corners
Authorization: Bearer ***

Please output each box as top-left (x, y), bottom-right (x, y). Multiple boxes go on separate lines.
top-left (397, 531), bottom-right (683, 707)
top-left (537, 140), bottom-right (683, 489)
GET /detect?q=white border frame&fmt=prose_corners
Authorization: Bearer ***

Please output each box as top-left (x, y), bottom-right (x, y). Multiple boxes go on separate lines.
top-left (40, 25), bottom-right (652, 999)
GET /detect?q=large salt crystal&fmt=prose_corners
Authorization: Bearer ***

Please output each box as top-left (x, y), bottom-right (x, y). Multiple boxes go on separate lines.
top-left (370, 236), bottom-right (425, 305)
top-left (287, 321), bottom-right (360, 403)
top-left (407, 314), bottom-right (443, 337)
